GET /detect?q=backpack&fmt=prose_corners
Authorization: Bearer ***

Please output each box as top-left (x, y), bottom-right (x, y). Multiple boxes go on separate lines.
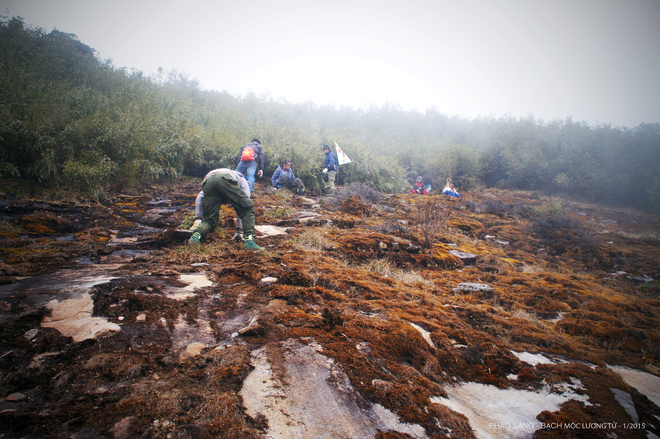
top-left (241, 145), bottom-right (255, 161)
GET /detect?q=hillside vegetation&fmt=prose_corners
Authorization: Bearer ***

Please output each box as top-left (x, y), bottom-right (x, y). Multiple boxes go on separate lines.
top-left (1, 17), bottom-right (659, 214)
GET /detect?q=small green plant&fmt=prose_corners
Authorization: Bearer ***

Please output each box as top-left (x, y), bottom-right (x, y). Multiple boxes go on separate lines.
top-left (536, 200), bottom-right (565, 217)
top-left (263, 206), bottom-right (294, 220)
top-left (360, 258), bottom-right (432, 287)
top-left (362, 258), bottom-right (394, 277)
top-left (179, 212), bottom-right (196, 229)
top-left (0, 219), bottom-right (25, 236)
top-left (288, 229), bottom-right (329, 251)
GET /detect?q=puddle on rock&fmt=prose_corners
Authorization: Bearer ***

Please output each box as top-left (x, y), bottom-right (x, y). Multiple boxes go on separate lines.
top-left (0, 266), bottom-right (119, 322)
top-left (608, 364), bottom-right (660, 407)
top-left (510, 350), bottom-right (557, 366)
top-left (241, 339), bottom-right (428, 439)
top-left (42, 292), bottom-right (121, 342)
top-left (0, 264), bottom-right (122, 340)
top-left (432, 379), bottom-right (590, 439)
top-left (171, 315), bottom-right (216, 358)
top-left (510, 350), bottom-right (597, 369)
top-left (165, 273), bottom-right (214, 300)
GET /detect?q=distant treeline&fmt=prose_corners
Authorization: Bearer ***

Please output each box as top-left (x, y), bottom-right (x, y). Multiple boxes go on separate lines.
top-left (1, 17), bottom-right (659, 213)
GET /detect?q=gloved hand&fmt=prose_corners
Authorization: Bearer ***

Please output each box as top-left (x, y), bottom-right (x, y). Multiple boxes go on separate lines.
top-left (190, 219), bottom-right (202, 231)
top-left (232, 232), bottom-right (245, 241)
top-left (322, 168), bottom-right (328, 174)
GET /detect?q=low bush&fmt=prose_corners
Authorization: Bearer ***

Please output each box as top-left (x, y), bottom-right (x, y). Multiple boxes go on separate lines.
top-left (528, 213), bottom-right (595, 256)
top-left (415, 199), bottom-right (450, 248)
top-left (329, 182), bottom-right (383, 209)
top-left (463, 200), bottom-right (535, 220)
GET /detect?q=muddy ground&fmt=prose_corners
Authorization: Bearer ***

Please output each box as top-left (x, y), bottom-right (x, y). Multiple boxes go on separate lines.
top-left (0, 178), bottom-right (659, 438)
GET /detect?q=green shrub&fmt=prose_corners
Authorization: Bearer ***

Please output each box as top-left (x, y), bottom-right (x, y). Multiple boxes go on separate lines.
top-left (0, 162), bottom-right (20, 178)
top-left (62, 157), bottom-right (116, 199)
top-left (536, 200), bottom-right (565, 217)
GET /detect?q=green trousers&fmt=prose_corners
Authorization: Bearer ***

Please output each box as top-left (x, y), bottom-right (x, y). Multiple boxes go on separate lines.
top-left (196, 173), bottom-right (255, 239)
top-left (278, 175), bottom-right (305, 194)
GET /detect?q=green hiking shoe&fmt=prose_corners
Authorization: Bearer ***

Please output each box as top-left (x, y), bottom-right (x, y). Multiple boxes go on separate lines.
top-left (189, 231), bottom-right (202, 244)
top-left (244, 239), bottom-right (264, 251)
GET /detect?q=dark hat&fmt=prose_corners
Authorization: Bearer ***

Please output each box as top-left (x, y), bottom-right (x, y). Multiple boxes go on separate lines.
top-left (252, 138), bottom-right (261, 144)
top-left (322, 144), bottom-right (330, 150)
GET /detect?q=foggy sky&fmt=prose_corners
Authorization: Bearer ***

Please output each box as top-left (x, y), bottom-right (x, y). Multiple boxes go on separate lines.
top-left (3, 0), bottom-right (660, 127)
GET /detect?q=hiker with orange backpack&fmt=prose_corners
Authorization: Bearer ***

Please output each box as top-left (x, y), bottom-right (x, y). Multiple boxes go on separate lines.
top-left (235, 138), bottom-right (265, 192)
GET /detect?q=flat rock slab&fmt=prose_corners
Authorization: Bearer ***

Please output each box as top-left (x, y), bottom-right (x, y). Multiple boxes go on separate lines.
top-left (452, 283), bottom-right (494, 295)
top-left (448, 250), bottom-right (478, 265)
top-left (255, 225), bottom-right (291, 237)
top-left (275, 217), bottom-right (332, 227)
top-left (241, 339), bottom-right (428, 439)
top-left (171, 229), bottom-right (194, 239)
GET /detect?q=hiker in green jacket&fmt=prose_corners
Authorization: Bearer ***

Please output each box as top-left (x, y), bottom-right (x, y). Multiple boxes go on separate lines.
top-left (189, 168), bottom-right (264, 250)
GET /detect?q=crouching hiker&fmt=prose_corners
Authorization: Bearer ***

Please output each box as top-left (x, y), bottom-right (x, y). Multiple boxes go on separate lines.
top-left (189, 168), bottom-right (264, 250)
top-left (272, 159), bottom-right (305, 196)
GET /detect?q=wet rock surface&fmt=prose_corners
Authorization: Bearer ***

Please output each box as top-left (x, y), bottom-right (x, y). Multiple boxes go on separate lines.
top-left (0, 181), bottom-right (659, 438)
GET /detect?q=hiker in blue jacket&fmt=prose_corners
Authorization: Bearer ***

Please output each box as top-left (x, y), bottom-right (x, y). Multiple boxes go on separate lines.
top-left (321, 144), bottom-right (338, 195)
top-left (442, 180), bottom-right (461, 198)
top-left (272, 159), bottom-right (305, 196)
top-left (235, 138), bottom-right (265, 192)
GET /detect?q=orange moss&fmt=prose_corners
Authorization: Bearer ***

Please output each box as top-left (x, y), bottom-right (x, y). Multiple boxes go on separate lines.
top-left (275, 309), bottom-right (324, 327)
top-left (19, 214), bottom-right (71, 235)
top-left (431, 245), bottom-right (462, 268)
top-left (447, 217), bottom-right (484, 236)
top-left (341, 196), bottom-right (371, 217)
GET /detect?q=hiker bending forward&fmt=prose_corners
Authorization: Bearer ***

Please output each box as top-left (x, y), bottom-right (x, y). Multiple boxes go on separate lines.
top-left (189, 168), bottom-right (264, 250)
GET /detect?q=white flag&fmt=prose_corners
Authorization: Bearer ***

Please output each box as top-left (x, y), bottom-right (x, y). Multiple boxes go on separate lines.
top-left (335, 142), bottom-right (351, 165)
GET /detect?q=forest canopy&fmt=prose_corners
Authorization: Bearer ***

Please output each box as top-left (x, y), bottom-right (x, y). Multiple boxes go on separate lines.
top-left (1, 17), bottom-right (659, 213)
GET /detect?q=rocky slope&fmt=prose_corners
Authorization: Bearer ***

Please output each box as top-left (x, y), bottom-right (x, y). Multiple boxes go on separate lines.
top-left (0, 179), bottom-right (659, 438)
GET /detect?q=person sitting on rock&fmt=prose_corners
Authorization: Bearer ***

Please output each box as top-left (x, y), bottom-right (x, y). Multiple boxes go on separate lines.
top-left (442, 179), bottom-right (461, 198)
top-left (411, 176), bottom-right (427, 195)
top-left (272, 159), bottom-right (305, 196)
top-left (189, 168), bottom-right (264, 250)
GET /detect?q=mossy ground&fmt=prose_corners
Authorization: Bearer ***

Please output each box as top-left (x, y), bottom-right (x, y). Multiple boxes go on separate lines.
top-left (0, 179), bottom-right (658, 438)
